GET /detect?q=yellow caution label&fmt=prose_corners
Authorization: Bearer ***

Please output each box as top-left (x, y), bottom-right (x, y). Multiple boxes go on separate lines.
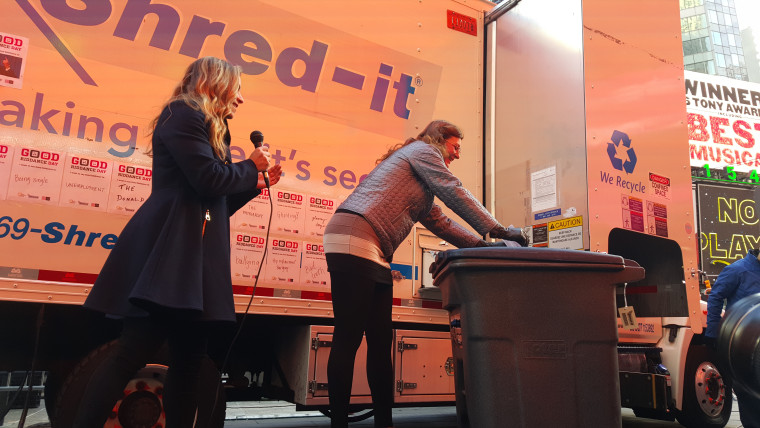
top-left (548, 216), bottom-right (583, 231)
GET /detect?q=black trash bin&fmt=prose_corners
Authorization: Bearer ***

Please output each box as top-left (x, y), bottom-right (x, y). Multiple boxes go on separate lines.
top-left (431, 247), bottom-right (645, 428)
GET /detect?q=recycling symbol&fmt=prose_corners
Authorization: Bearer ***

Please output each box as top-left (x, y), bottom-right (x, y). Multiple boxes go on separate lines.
top-left (606, 130), bottom-right (636, 174)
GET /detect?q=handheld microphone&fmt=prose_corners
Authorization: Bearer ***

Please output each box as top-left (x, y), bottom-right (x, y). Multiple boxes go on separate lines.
top-left (249, 130), bottom-right (270, 187)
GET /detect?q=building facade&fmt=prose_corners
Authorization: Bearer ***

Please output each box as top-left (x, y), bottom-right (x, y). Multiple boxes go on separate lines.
top-left (741, 27), bottom-right (760, 83)
top-left (680, 0), bottom-right (749, 81)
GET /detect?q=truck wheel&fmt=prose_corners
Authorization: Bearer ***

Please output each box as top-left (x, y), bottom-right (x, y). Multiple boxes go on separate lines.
top-left (675, 344), bottom-right (733, 428)
top-left (50, 340), bottom-right (225, 428)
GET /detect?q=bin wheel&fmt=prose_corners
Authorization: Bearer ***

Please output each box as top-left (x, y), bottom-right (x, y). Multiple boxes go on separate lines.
top-left (675, 344), bottom-right (733, 428)
top-left (319, 407), bottom-right (375, 422)
top-left (50, 340), bottom-right (225, 428)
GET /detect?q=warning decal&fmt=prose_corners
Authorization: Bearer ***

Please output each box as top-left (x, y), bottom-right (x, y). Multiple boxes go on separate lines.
top-left (621, 195), bottom-right (645, 232)
top-left (646, 201), bottom-right (668, 237)
top-left (547, 216), bottom-right (583, 250)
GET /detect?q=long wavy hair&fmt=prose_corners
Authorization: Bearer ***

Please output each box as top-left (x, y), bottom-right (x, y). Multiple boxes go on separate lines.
top-left (149, 57), bottom-right (242, 161)
top-left (376, 120), bottom-right (463, 164)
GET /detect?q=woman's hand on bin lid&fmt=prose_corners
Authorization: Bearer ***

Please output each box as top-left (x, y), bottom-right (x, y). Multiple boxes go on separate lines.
top-left (489, 225), bottom-right (528, 247)
top-left (476, 239), bottom-right (522, 248)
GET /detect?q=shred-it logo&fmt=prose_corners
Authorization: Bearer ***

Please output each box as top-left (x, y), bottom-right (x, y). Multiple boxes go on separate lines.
top-left (21, 148), bottom-right (59, 165)
top-left (14, 0), bottom-right (416, 119)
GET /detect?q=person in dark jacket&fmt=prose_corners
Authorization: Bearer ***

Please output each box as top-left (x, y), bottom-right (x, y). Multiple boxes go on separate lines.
top-left (73, 56), bottom-right (281, 427)
top-left (322, 120), bottom-right (526, 428)
top-left (706, 249), bottom-right (760, 427)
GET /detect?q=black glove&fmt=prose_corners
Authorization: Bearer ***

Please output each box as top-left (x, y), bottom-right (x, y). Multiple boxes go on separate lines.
top-left (476, 240), bottom-right (508, 247)
top-left (489, 225), bottom-right (528, 247)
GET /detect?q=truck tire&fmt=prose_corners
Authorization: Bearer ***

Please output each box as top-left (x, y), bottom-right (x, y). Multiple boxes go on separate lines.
top-left (50, 340), bottom-right (225, 428)
top-left (717, 293), bottom-right (760, 397)
top-left (43, 370), bottom-right (63, 425)
top-left (675, 344), bottom-right (733, 428)
top-left (44, 360), bottom-right (78, 426)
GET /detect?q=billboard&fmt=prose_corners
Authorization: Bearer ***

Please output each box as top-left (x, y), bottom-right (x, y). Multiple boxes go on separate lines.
top-left (697, 182), bottom-right (760, 280)
top-left (686, 70), bottom-right (760, 174)
top-left (0, 0), bottom-right (490, 301)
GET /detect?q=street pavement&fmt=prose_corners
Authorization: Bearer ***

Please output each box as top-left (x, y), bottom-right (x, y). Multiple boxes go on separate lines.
top-left (222, 402), bottom-right (744, 428)
top-left (1, 400), bottom-right (745, 428)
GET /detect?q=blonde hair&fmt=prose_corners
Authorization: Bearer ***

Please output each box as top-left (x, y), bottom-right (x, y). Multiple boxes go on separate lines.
top-left (377, 120), bottom-right (463, 164)
top-left (150, 57), bottom-right (242, 160)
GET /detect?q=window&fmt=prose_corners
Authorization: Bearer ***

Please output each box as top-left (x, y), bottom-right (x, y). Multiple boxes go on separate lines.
top-left (681, 15), bottom-right (708, 32)
top-left (685, 60), bottom-right (716, 74)
top-left (680, 0), bottom-right (704, 8)
top-left (728, 33), bottom-right (736, 46)
top-left (683, 37), bottom-right (712, 55)
top-left (712, 31), bottom-right (723, 45)
top-left (716, 53), bottom-right (726, 67)
top-left (708, 10), bottom-right (719, 23)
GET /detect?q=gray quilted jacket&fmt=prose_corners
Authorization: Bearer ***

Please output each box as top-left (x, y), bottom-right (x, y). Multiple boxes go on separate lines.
top-left (338, 141), bottom-right (500, 261)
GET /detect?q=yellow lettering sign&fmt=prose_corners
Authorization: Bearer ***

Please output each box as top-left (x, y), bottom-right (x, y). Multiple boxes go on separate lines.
top-left (548, 216), bottom-right (583, 231)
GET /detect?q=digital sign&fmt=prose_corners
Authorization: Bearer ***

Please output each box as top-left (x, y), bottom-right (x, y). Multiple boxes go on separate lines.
top-left (697, 183), bottom-right (760, 280)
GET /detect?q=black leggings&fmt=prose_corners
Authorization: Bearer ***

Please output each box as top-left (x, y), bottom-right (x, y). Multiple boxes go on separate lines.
top-left (73, 315), bottom-right (209, 427)
top-left (328, 271), bottom-right (394, 428)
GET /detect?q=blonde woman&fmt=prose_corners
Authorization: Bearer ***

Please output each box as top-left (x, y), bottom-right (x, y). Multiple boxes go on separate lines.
top-left (74, 57), bottom-right (280, 426)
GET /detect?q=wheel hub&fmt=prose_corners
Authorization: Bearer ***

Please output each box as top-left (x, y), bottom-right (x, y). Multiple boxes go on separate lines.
top-left (117, 390), bottom-right (162, 427)
top-left (105, 364), bottom-right (167, 428)
top-left (694, 361), bottom-right (726, 416)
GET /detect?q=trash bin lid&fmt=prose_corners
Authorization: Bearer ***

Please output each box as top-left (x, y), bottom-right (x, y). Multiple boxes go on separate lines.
top-left (430, 247), bottom-right (632, 279)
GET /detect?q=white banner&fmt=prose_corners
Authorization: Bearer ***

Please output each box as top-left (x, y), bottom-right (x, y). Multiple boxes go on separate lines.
top-left (686, 70), bottom-right (760, 172)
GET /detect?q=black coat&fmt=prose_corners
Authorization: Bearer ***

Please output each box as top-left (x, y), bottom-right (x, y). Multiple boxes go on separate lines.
top-left (85, 101), bottom-right (261, 322)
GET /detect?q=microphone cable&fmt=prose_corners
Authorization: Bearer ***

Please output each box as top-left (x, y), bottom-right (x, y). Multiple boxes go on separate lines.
top-left (208, 175), bottom-right (273, 426)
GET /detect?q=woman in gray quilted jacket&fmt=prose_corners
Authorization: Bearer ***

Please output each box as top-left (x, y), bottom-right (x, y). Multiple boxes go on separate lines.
top-left (322, 119), bottom-right (525, 428)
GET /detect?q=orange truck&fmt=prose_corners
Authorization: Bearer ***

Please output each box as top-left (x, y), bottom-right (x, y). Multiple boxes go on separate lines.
top-left (0, 0), bottom-right (749, 427)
